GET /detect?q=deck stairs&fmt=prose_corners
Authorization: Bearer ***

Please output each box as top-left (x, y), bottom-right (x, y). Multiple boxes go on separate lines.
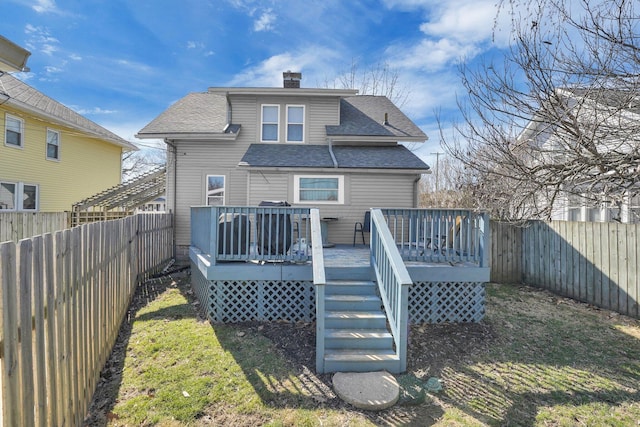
top-left (321, 279), bottom-right (401, 373)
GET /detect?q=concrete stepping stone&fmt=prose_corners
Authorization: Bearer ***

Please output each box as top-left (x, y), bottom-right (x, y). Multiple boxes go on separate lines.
top-left (332, 371), bottom-right (399, 411)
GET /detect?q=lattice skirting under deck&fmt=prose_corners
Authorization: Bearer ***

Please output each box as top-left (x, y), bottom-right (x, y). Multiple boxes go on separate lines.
top-left (408, 281), bottom-right (485, 323)
top-left (191, 263), bottom-right (484, 324)
top-left (191, 263), bottom-right (315, 323)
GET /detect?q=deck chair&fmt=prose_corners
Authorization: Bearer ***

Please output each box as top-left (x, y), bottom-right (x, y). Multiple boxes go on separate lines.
top-left (353, 211), bottom-right (371, 246)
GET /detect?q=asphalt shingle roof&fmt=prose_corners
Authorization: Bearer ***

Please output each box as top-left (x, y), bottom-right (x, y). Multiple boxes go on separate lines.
top-left (137, 92), bottom-right (230, 135)
top-left (0, 73), bottom-right (135, 148)
top-left (241, 144), bottom-right (430, 170)
top-left (326, 96), bottom-right (427, 140)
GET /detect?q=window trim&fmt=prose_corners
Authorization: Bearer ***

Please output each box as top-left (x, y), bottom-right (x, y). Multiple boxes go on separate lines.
top-left (260, 104), bottom-right (280, 142)
top-left (20, 183), bottom-right (38, 211)
top-left (0, 181), bottom-right (17, 210)
top-left (294, 175), bottom-right (344, 205)
top-left (46, 128), bottom-right (61, 161)
top-left (0, 181), bottom-right (38, 211)
top-left (4, 113), bottom-right (24, 148)
top-left (205, 174), bottom-right (226, 206)
top-left (286, 104), bottom-right (305, 143)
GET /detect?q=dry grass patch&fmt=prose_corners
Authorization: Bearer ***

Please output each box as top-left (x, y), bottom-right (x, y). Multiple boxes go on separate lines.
top-left (86, 273), bottom-right (640, 426)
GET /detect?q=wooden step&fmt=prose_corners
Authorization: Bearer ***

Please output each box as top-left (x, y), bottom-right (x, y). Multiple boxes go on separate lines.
top-left (325, 280), bottom-right (377, 296)
top-left (324, 328), bottom-right (393, 349)
top-left (323, 349), bottom-right (401, 373)
top-left (325, 294), bottom-right (382, 311)
top-left (324, 311), bottom-right (387, 329)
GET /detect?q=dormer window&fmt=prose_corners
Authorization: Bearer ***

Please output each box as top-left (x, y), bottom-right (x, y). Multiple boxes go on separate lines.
top-left (261, 105), bottom-right (279, 142)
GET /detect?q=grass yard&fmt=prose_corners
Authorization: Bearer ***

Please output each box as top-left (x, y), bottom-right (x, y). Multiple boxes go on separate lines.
top-left (85, 270), bottom-right (640, 426)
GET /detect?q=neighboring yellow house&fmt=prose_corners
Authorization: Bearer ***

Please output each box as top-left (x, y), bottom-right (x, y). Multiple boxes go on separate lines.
top-left (0, 72), bottom-right (137, 212)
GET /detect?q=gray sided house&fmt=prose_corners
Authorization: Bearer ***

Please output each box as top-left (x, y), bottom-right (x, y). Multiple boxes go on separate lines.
top-left (137, 73), bottom-right (430, 257)
top-left (137, 73), bottom-right (490, 374)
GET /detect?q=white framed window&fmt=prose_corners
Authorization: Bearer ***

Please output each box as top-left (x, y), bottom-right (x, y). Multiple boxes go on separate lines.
top-left (261, 105), bottom-right (279, 142)
top-left (286, 105), bottom-right (304, 143)
top-left (46, 129), bottom-right (60, 160)
top-left (5, 114), bottom-right (24, 148)
top-left (0, 181), bottom-right (38, 211)
top-left (0, 182), bottom-right (16, 210)
top-left (294, 175), bottom-right (344, 204)
top-left (206, 175), bottom-right (225, 206)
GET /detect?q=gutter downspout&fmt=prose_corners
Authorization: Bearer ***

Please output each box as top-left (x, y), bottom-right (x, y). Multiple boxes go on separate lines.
top-left (165, 138), bottom-right (178, 258)
top-left (327, 138), bottom-right (338, 168)
top-left (413, 174), bottom-right (422, 208)
top-left (225, 92), bottom-right (232, 127)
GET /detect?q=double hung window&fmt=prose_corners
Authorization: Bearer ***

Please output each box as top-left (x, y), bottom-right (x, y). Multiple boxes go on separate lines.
top-left (5, 114), bottom-right (23, 147)
top-left (261, 105), bottom-right (279, 142)
top-left (47, 129), bottom-right (60, 160)
top-left (206, 175), bottom-right (225, 206)
top-left (286, 105), bottom-right (304, 142)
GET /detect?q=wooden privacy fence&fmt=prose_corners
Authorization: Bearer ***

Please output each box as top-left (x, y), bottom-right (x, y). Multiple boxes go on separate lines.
top-left (0, 212), bottom-right (70, 244)
top-left (490, 220), bottom-right (640, 318)
top-left (0, 213), bottom-right (173, 427)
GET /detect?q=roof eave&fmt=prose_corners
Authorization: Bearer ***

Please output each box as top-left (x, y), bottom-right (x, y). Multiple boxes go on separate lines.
top-left (4, 97), bottom-right (137, 150)
top-left (238, 165), bottom-right (430, 174)
top-left (136, 132), bottom-right (239, 142)
top-left (209, 87), bottom-right (359, 97)
top-left (327, 135), bottom-right (427, 143)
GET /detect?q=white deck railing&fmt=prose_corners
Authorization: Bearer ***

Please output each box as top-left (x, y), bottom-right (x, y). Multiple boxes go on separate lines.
top-left (370, 209), bottom-right (412, 372)
top-left (381, 208), bottom-right (490, 266)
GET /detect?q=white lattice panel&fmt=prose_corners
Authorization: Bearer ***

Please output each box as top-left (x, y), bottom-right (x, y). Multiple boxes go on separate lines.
top-left (409, 282), bottom-right (485, 323)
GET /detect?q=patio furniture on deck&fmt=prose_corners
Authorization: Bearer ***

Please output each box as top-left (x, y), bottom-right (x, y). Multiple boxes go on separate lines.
top-left (353, 211), bottom-right (371, 246)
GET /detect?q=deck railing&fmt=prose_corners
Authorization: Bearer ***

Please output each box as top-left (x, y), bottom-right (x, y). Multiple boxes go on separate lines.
top-left (309, 209), bottom-right (328, 373)
top-left (370, 209), bottom-right (412, 372)
top-left (381, 208), bottom-right (490, 266)
top-left (191, 206), bottom-right (312, 264)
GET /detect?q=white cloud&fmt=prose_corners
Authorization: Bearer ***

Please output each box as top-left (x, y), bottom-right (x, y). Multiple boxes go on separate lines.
top-left (254, 9), bottom-right (276, 32)
top-left (24, 24), bottom-right (60, 56)
top-left (69, 53), bottom-right (82, 61)
top-left (44, 65), bottom-right (63, 74)
top-left (73, 106), bottom-right (118, 115)
top-left (228, 47), bottom-right (342, 87)
top-left (32, 0), bottom-right (57, 13)
top-left (419, 1), bottom-right (497, 42)
top-left (387, 38), bottom-right (479, 72)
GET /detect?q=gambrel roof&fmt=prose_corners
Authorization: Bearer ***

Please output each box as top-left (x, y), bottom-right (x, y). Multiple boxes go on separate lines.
top-left (0, 73), bottom-right (136, 150)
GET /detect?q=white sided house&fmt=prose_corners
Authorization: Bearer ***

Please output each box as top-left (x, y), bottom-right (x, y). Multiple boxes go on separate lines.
top-left (519, 87), bottom-right (640, 223)
top-left (137, 72), bottom-right (430, 257)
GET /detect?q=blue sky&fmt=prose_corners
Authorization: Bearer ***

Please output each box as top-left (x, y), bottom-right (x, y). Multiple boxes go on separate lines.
top-left (2, 0), bottom-right (513, 163)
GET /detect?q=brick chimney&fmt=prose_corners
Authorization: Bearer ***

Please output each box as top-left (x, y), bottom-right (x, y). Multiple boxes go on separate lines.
top-left (283, 71), bottom-right (302, 88)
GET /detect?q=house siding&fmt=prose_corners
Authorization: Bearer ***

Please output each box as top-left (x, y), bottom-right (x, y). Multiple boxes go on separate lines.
top-left (0, 106), bottom-right (123, 212)
top-left (230, 94), bottom-right (340, 146)
top-left (245, 170), bottom-right (419, 245)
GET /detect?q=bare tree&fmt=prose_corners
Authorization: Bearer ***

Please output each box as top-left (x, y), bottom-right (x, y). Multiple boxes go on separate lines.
top-left (323, 59), bottom-right (409, 107)
top-left (122, 146), bottom-right (166, 181)
top-left (442, 0), bottom-right (640, 221)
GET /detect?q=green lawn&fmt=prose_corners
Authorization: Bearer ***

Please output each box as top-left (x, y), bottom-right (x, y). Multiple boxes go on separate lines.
top-left (89, 272), bottom-right (640, 426)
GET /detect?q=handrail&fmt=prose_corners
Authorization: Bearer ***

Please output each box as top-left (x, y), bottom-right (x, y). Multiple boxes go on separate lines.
top-left (381, 208), bottom-right (490, 266)
top-left (309, 209), bottom-right (327, 373)
top-left (370, 209), bottom-right (412, 372)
